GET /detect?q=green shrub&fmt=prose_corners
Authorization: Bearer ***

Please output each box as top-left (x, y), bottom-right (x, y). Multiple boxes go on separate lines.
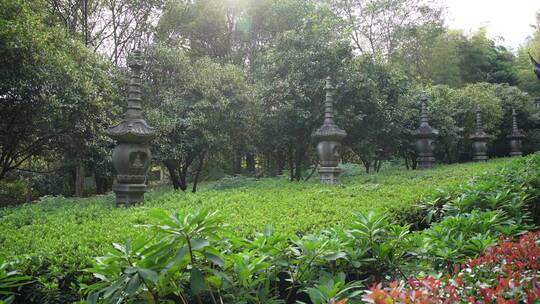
top-left (410, 210), bottom-right (531, 272)
top-left (0, 258), bottom-right (31, 304)
top-left (0, 180), bottom-right (28, 207)
top-left (0, 157), bottom-right (520, 302)
top-left (418, 155), bottom-right (540, 225)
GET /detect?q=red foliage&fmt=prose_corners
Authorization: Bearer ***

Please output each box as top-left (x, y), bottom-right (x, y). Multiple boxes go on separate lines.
top-left (363, 232), bottom-right (540, 303)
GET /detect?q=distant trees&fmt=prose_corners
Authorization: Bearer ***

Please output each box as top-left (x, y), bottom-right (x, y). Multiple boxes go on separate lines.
top-left (327, 0), bottom-right (444, 58)
top-left (143, 45), bottom-right (254, 191)
top-left (515, 12), bottom-right (540, 97)
top-left (399, 83), bottom-right (539, 164)
top-left (47, 0), bottom-right (163, 64)
top-left (253, 4), bottom-right (352, 180)
top-left (393, 28), bottom-right (519, 87)
top-left (2, 0), bottom-right (540, 202)
top-left (0, 0), bottom-right (119, 191)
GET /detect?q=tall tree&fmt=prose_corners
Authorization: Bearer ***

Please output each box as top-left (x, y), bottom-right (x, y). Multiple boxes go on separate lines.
top-left (143, 45), bottom-right (253, 191)
top-left (0, 0), bottom-right (118, 184)
top-left (48, 0), bottom-right (163, 65)
top-left (254, 5), bottom-right (352, 180)
top-left (327, 0), bottom-right (443, 58)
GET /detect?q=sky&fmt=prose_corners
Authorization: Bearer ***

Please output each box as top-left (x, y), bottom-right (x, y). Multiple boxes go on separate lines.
top-left (443, 0), bottom-right (540, 50)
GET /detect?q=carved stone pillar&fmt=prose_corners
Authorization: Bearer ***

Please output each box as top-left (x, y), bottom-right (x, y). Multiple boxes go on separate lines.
top-left (313, 77), bottom-right (346, 184)
top-left (414, 96), bottom-right (438, 169)
top-left (106, 50), bottom-right (156, 206)
top-left (470, 107), bottom-right (490, 162)
top-left (507, 109), bottom-right (525, 157)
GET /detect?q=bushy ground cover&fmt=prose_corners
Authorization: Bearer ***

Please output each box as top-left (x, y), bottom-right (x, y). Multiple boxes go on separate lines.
top-left (0, 158), bottom-right (523, 302)
top-left (0, 161), bottom-right (507, 264)
top-left (74, 155), bottom-right (540, 303)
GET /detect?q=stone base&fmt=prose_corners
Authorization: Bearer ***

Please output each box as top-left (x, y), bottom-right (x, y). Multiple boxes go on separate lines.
top-left (112, 183), bottom-right (147, 206)
top-left (472, 154), bottom-right (489, 162)
top-left (510, 151), bottom-right (522, 157)
top-left (319, 167), bottom-right (341, 184)
top-left (417, 155), bottom-right (436, 170)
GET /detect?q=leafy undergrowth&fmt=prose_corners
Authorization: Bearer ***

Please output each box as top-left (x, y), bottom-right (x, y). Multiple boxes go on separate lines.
top-left (0, 160), bottom-right (507, 268)
top-left (1, 156), bottom-right (539, 303)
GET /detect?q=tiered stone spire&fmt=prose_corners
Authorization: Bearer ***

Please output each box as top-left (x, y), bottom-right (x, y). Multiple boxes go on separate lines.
top-left (107, 49), bottom-right (156, 205)
top-left (507, 109), bottom-right (525, 157)
top-left (313, 77), bottom-right (347, 184)
top-left (414, 96), bottom-right (438, 169)
top-left (469, 106), bottom-right (490, 162)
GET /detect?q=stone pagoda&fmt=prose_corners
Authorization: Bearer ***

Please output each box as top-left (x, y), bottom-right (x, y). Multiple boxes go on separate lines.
top-left (414, 96), bottom-right (438, 169)
top-left (313, 77), bottom-right (347, 184)
top-left (107, 49), bottom-right (156, 206)
top-left (469, 107), bottom-right (490, 162)
top-left (507, 109), bottom-right (525, 157)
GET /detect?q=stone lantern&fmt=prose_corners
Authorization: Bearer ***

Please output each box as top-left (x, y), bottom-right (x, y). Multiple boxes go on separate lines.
top-left (313, 77), bottom-right (347, 184)
top-left (507, 109), bottom-right (525, 157)
top-left (414, 96), bottom-right (438, 169)
top-left (106, 49), bottom-right (156, 205)
top-left (469, 107), bottom-right (490, 162)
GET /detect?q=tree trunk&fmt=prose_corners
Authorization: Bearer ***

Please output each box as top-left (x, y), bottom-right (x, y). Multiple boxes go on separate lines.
top-left (361, 158), bottom-right (371, 174)
top-left (75, 165), bottom-right (85, 197)
top-left (287, 147), bottom-right (295, 181)
top-left (246, 153), bottom-right (255, 173)
top-left (178, 165), bottom-right (188, 191)
top-left (304, 161), bottom-right (319, 181)
top-left (404, 155), bottom-right (410, 170)
top-left (412, 157), bottom-right (418, 170)
top-left (377, 160), bottom-right (382, 172)
top-left (277, 151), bottom-right (286, 175)
top-left (95, 173), bottom-right (104, 194)
top-left (294, 148), bottom-right (303, 181)
top-left (233, 151), bottom-right (242, 174)
top-left (192, 151), bottom-right (206, 193)
top-left (164, 161), bottom-right (180, 190)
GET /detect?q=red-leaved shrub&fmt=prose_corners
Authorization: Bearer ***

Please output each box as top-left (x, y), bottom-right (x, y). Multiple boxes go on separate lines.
top-left (364, 232), bottom-right (540, 303)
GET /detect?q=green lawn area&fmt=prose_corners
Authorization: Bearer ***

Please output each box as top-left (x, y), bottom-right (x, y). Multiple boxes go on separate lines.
top-left (0, 159), bottom-right (511, 271)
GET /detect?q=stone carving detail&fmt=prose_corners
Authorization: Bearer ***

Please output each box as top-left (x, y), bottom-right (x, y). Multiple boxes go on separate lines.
top-left (414, 96), bottom-right (438, 169)
top-left (107, 49), bottom-right (156, 206)
top-left (507, 108), bottom-right (525, 157)
top-left (313, 77), bottom-right (347, 184)
top-left (469, 107), bottom-right (490, 162)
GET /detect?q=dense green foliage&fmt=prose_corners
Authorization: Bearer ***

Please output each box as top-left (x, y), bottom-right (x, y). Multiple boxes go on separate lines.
top-left (0, 159), bottom-right (509, 302)
top-left (61, 155), bottom-right (540, 302)
top-left (2, 0), bottom-right (540, 202)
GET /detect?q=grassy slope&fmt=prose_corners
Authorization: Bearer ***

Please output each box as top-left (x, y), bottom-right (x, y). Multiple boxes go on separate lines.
top-left (0, 159), bottom-right (510, 270)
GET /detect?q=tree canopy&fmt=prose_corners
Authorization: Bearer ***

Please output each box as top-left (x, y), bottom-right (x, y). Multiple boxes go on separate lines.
top-left (2, 0), bottom-right (540, 199)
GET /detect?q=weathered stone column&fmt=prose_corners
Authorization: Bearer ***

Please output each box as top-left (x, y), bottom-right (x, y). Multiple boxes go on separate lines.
top-left (469, 107), bottom-right (490, 162)
top-left (106, 50), bottom-right (156, 206)
top-left (313, 77), bottom-right (347, 184)
top-left (414, 96), bottom-right (438, 169)
top-left (507, 109), bottom-right (525, 157)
